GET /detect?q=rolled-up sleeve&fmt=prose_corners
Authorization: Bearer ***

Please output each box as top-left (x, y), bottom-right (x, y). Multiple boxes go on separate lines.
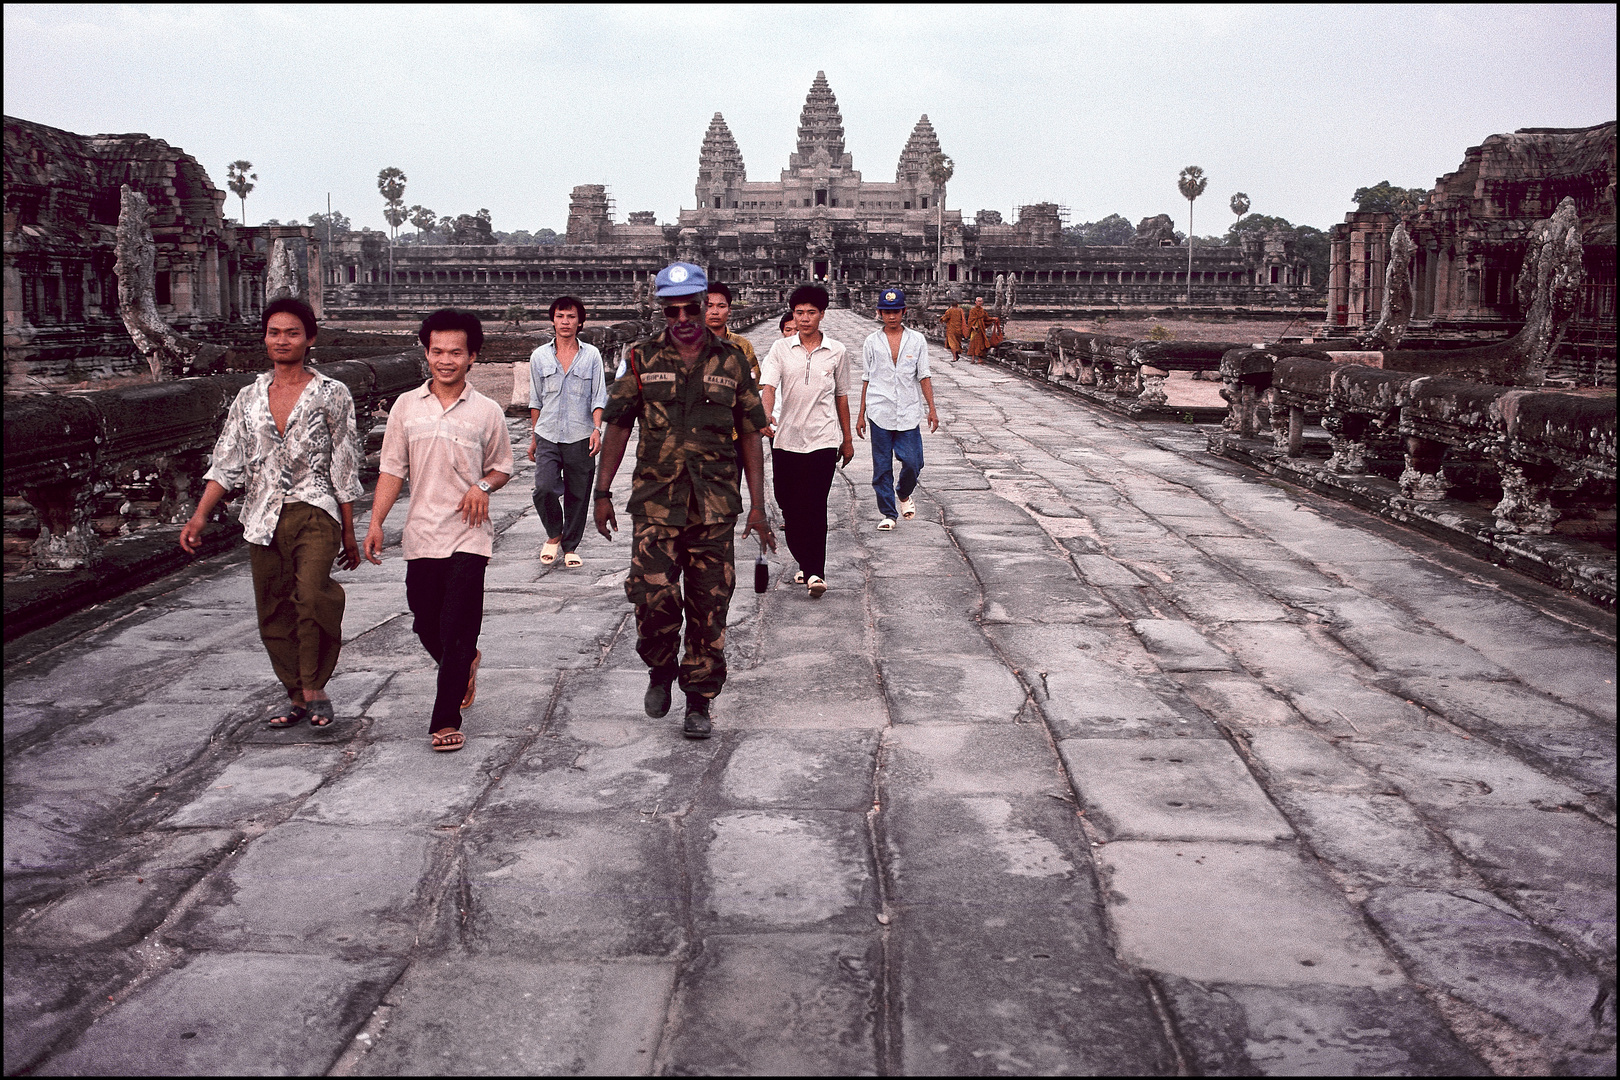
top-left (379, 394), bottom-right (411, 480)
top-left (760, 339), bottom-right (785, 391)
top-left (483, 409), bottom-right (516, 477)
top-left (590, 348), bottom-right (609, 413)
top-left (834, 346), bottom-right (853, 397)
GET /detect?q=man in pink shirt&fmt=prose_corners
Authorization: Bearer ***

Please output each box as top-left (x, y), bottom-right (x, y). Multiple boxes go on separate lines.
top-left (364, 309), bottom-right (514, 752)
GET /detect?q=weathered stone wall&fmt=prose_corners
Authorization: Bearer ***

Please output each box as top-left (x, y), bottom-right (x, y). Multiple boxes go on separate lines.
top-left (3, 115), bottom-right (276, 387)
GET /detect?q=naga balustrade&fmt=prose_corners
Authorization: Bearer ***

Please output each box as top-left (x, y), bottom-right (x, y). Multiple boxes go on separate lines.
top-left (4, 351), bottom-right (427, 573)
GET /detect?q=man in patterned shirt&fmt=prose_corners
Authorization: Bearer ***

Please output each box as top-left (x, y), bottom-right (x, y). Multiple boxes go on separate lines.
top-left (180, 297), bottom-right (364, 730)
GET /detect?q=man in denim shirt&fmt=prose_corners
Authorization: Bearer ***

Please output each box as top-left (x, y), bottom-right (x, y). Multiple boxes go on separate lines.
top-left (528, 295), bottom-right (608, 567)
top-left (857, 287), bottom-right (938, 530)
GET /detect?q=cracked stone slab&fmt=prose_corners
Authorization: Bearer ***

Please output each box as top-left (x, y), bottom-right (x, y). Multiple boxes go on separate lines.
top-left (1267, 790), bottom-right (1475, 889)
top-left (1363, 887), bottom-right (1613, 1066)
top-left (879, 649), bottom-right (1027, 723)
top-left (663, 934), bottom-right (878, 1075)
top-left (719, 730), bottom-right (878, 810)
top-left (1095, 841), bottom-right (1404, 987)
top-left (293, 735), bottom-right (511, 827)
top-left (1061, 738), bottom-right (1293, 841)
top-left (1174, 672), bottom-right (1304, 729)
top-left (698, 810), bottom-right (873, 930)
top-left (1341, 728), bottom-right (1591, 812)
top-left (353, 957), bottom-right (672, 1076)
top-left (1130, 618), bottom-right (1240, 671)
top-left (34, 952), bottom-right (398, 1077)
top-left (1157, 977), bottom-right (1487, 1076)
top-left (463, 811), bottom-right (685, 959)
top-left (167, 822), bottom-right (435, 955)
top-left (165, 745), bottom-right (344, 826)
top-left (3, 948), bottom-right (140, 1075)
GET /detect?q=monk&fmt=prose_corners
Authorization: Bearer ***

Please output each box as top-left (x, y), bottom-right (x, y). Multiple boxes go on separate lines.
top-left (966, 296), bottom-right (990, 363)
top-left (938, 299), bottom-right (966, 361)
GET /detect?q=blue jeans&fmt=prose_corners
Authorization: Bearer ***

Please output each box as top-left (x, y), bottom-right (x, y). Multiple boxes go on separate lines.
top-left (870, 424), bottom-right (924, 519)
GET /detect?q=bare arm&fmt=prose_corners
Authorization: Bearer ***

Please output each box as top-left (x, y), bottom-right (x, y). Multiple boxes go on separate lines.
top-left (178, 480), bottom-right (231, 553)
top-left (738, 429), bottom-right (777, 553)
top-left (920, 376), bottom-right (939, 433)
top-left (528, 407), bottom-right (540, 461)
top-left (363, 472), bottom-right (406, 564)
top-left (835, 395), bottom-right (854, 466)
top-left (593, 422), bottom-right (634, 539)
top-left (857, 382), bottom-right (868, 439)
top-left (337, 502), bottom-right (360, 570)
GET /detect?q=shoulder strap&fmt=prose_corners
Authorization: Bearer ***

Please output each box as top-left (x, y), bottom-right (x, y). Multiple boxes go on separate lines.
top-left (628, 343), bottom-right (643, 392)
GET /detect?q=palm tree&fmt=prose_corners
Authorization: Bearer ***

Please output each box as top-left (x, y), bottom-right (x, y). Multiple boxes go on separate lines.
top-left (409, 205), bottom-right (436, 239)
top-left (226, 161), bottom-right (257, 225)
top-left (377, 167), bottom-right (407, 305)
top-left (926, 152), bottom-right (955, 288)
top-left (1230, 192), bottom-right (1250, 237)
top-left (1178, 166), bottom-right (1209, 304)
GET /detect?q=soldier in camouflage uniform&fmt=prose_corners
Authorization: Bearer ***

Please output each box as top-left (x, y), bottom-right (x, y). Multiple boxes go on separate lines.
top-left (594, 262), bottom-right (775, 738)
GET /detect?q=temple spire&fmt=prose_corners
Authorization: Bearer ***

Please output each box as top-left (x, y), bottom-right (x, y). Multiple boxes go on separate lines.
top-left (795, 70), bottom-right (847, 163)
top-left (896, 114), bottom-right (942, 183)
top-left (697, 112), bottom-right (746, 185)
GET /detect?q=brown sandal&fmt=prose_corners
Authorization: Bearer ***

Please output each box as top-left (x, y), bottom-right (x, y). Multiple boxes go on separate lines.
top-left (431, 728), bottom-right (465, 753)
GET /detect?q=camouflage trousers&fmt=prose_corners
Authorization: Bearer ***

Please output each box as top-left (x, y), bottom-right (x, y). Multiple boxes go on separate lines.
top-left (626, 518), bottom-right (736, 697)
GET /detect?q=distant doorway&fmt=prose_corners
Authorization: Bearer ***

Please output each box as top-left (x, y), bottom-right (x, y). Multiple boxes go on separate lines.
top-left (814, 260), bottom-right (828, 279)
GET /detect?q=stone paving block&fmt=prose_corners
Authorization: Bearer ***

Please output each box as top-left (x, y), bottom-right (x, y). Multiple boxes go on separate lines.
top-left (1363, 887), bottom-right (1612, 1061)
top-left (979, 573), bottom-right (1116, 623)
top-left (485, 714), bottom-right (720, 815)
top-left (35, 952), bottom-right (398, 1077)
top-left (719, 653), bottom-right (888, 729)
top-left (354, 957), bottom-right (672, 1076)
top-left (884, 723), bottom-right (1069, 798)
top-left (1130, 618), bottom-right (1240, 671)
top-left (23, 829), bottom-right (239, 948)
top-left (897, 906), bottom-right (1175, 1076)
top-left (664, 933), bottom-right (877, 1075)
top-left (1070, 553), bottom-right (1148, 586)
top-left (294, 735), bottom-right (510, 827)
top-left (1154, 512), bottom-right (1256, 538)
top-left (3, 948), bottom-right (140, 1076)
top-left (1342, 728), bottom-right (1590, 812)
top-left (1174, 671), bottom-right (1304, 729)
top-left (1157, 976), bottom-right (1487, 1076)
top-left (102, 605), bottom-right (262, 655)
top-left (464, 811), bottom-right (684, 959)
top-left (165, 745), bottom-right (344, 826)
top-left (168, 821), bottom-right (435, 955)
top-left (698, 810), bottom-right (873, 930)
top-left (150, 650), bottom-right (278, 704)
top-left (1269, 791), bottom-right (1474, 889)
top-left (1095, 841), bottom-right (1404, 987)
top-left (1163, 580), bottom-right (1291, 623)
top-left (5, 643), bottom-right (192, 709)
top-left (1324, 605), bottom-right (1511, 681)
top-left (720, 730), bottom-right (878, 810)
top-left (1244, 728), bottom-right (1383, 792)
top-left (1434, 806), bottom-right (1617, 960)
top-left (1061, 738), bottom-right (1293, 842)
top-left (1114, 539), bottom-right (1240, 582)
top-left (880, 649), bottom-right (1027, 723)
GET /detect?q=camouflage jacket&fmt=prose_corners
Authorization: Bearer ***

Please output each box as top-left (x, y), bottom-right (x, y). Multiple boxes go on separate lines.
top-left (604, 329), bottom-right (768, 526)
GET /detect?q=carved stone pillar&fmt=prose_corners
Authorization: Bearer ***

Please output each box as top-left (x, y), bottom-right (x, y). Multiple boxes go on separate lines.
top-left (1266, 390), bottom-right (1291, 451)
top-left (24, 482), bottom-right (99, 569)
top-left (1399, 436), bottom-right (1451, 501)
top-left (1138, 365), bottom-right (1168, 406)
top-left (1078, 356), bottom-right (1097, 386)
top-left (155, 451), bottom-right (212, 525)
top-left (1491, 459), bottom-right (1561, 534)
top-left (1324, 413), bottom-right (1370, 473)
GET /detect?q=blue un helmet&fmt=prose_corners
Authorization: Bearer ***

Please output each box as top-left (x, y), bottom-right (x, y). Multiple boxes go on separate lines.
top-left (655, 262), bottom-right (708, 299)
top-left (876, 287), bottom-right (907, 311)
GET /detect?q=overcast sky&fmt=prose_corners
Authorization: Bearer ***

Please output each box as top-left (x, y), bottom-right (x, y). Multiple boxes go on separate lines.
top-left (5, 4), bottom-right (1614, 238)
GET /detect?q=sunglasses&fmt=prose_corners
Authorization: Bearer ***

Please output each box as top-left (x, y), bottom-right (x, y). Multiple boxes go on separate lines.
top-left (662, 303), bottom-right (702, 318)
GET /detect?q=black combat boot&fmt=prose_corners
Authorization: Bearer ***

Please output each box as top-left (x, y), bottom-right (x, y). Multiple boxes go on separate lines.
top-left (645, 666), bottom-right (677, 718)
top-left (682, 693), bottom-right (712, 739)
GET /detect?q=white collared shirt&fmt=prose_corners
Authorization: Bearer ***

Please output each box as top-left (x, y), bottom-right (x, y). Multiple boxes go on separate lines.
top-left (759, 332), bottom-right (852, 453)
top-left (861, 326), bottom-right (932, 431)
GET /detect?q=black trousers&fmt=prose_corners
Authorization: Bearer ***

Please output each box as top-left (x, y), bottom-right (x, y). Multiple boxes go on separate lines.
top-left (771, 446), bottom-right (837, 579)
top-left (405, 552), bottom-right (488, 732)
top-left (533, 436), bottom-right (596, 552)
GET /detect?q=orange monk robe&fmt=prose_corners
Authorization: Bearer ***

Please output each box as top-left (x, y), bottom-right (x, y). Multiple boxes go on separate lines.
top-left (939, 304), bottom-right (967, 354)
top-left (965, 304), bottom-right (990, 359)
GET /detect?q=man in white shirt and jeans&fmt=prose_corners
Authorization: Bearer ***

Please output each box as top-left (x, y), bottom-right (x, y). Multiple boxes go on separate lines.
top-left (857, 287), bottom-right (938, 530)
top-left (528, 295), bottom-right (606, 568)
top-left (759, 285), bottom-right (854, 597)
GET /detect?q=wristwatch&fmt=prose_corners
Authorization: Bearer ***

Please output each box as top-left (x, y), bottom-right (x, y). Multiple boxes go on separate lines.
top-left (594, 489), bottom-right (613, 500)
top-left (477, 480), bottom-right (492, 493)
